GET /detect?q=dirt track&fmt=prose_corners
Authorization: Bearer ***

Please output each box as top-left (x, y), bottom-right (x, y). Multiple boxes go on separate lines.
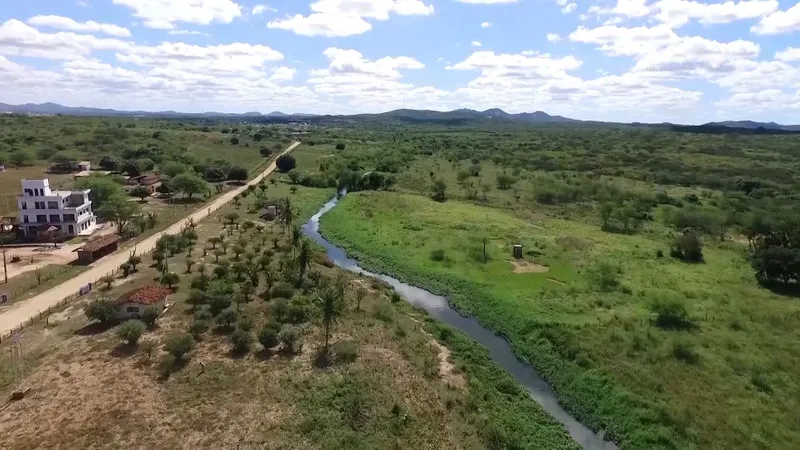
top-left (0, 142), bottom-right (299, 338)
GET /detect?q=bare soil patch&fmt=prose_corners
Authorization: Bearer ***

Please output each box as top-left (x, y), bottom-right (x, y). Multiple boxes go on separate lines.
top-left (508, 259), bottom-right (550, 273)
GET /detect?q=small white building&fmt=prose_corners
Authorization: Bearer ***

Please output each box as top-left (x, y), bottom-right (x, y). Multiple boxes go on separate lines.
top-left (17, 179), bottom-right (97, 238)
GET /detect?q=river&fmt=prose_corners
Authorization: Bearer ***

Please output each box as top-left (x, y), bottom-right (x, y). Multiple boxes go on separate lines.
top-left (303, 194), bottom-right (620, 450)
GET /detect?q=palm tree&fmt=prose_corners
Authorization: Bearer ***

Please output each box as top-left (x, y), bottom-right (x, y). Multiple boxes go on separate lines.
top-left (295, 239), bottom-right (312, 285)
top-left (314, 286), bottom-right (343, 352)
top-left (291, 224), bottom-right (302, 257)
top-left (278, 197), bottom-right (297, 234)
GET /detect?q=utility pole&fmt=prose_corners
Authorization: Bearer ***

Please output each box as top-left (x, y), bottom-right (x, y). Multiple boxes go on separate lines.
top-left (1, 236), bottom-right (7, 284)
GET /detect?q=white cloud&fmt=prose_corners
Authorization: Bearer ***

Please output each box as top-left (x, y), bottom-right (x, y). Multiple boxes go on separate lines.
top-left (269, 66), bottom-right (296, 82)
top-left (569, 24), bottom-right (679, 57)
top-left (117, 41), bottom-right (283, 76)
top-left (306, 47), bottom-right (449, 111)
top-left (776, 47), bottom-right (800, 62)
top-left (562, 3), bottom-right (578, 13)
top-left (0, 19), bottom-right (130, 60)
top-left (455, 0), bottom-right (518, 3)
top-left (471, 40), bottom-right (482, 47)
top-left (27, 15), bottom-right (132, 37)
top-left (252, 4), bottom-right (275, 15)
top-left (588, 0), bottom-right (651, 18)
top-left (481, 21), bottom-right (492, 28)
top-left (752, 3), bottom-right (800, 34)
top-left (632, 37), bottom-right (760, 78)
top-left (167, 29), bottom-right (208, 36)
top-left (653, 0), bottom-right (778, 28)
top-left (111, 0), bottom-right (243, 29)
top-left (268, 0), bottom-right (433, 37)
top-left (547, 33), bottom-right (562, 42)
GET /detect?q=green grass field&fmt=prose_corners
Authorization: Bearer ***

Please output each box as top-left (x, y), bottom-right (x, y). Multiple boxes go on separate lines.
top-left (320, 190), bottom-right (800, 450)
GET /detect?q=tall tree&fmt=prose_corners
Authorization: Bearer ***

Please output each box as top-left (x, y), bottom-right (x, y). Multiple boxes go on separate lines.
top-left (170, 172), bottom-right (208, 200)
top-left (97, 194), bottom-right (140, 233)
top-left (278, 197), bottom-right (297, 233)
top-left (295, 239), bottom-right (312, 284)
top-left (314, 286), bottom-right (343, 352)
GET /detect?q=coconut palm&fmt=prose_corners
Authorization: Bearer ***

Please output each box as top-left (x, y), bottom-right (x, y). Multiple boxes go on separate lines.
top-left (278, 197), bottom-right (297, 234)
top-left (314, 286), bottom-right (343, 352)
top-left (295, 239), bottom-right (312, 285)
top-left (290, 224), bottom-right (302, 257)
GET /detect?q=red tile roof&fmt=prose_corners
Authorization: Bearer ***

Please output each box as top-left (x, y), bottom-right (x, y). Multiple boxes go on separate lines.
top-left (116, 285), bottom-right (172, 305)
top-left (78, 234), bottom-right (120, 253)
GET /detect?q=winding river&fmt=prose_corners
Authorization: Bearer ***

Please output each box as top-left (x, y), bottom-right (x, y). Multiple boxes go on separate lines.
top-left (303, 195), bottom-right (619, 450)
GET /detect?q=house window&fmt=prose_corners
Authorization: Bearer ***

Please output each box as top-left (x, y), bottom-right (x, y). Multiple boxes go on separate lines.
top-left (63, 214), bottom-right (75, 221)
top-left (36, 214), bottom-right (47, 222)
top-left (24, 189), bottom-right (32, 196)
top-left (34, 202), bottom-right (45, 209)
top-left (47, 201), bottom-right (59, 209)
top-left (126, 306), bottom-right (140, 313)
top-left (49, 214), bottom-right (60, 223)
top-left (23, 216), bottom-right (29, 224)
top-left (21, 202), bottom-right (27, 210)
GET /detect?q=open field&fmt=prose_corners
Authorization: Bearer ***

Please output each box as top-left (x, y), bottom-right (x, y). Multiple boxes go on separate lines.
top-left (320, 190), bottom-right (800, 450)
top-left (0, 152), bottom-right (578, 449)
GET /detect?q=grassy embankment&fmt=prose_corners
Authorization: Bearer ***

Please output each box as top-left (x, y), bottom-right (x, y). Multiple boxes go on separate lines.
top-left (0, 146), bottom-right (578, 450)
top-left (320, 190), bottom-right (800, 450)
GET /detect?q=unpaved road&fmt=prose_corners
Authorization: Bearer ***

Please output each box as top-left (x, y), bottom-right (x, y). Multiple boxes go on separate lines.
top-left (0, 142), bottom-right (299, 338)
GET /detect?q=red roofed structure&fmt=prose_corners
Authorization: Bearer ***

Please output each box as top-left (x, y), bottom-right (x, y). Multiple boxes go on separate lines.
top-left (115, 285), bottom-right (171, 319)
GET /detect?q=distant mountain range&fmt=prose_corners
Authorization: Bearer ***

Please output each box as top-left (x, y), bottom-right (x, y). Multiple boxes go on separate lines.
top-left (0, 102), bottom-right (314, 119)
top-left (1, 102), bottom-right (798, 131)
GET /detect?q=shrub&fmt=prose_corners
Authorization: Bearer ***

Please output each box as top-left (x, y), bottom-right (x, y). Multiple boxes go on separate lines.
top-left (258, 326), bottom-right (279, 350)
top-left (333, 340), bottom-right (359, 364)
top-left (189, 320), bottom-right (209, 338)
top-left (230, 329), bottom-right (253, 353)
top-left (159, 353), bottom-right (176, 377)
top-left (140, 306), bottom-right (160, 328)
top-left (650, 297), bottom-right (692, 329)
top-left (194, 308), bottom-right (213, 322)
top-left (286, 295), bottom-right (313, 323)
top-left (238, 315), bottom-right (254, 332)
top-left (390, 291), bottom-right (402, 303)
top-left (335, 143), bottom-right (346, 150)
top-left (278, 324), bottom-right (302, 353)
top-left (671, 231), bottom-right (704, 262)
top-left (429, 249), bottom-right (446, 262)
top-left (84, 298), bottom-right (117, 324)
top-left (215, 307), bottom-right (238, 331)
top-left (656, 249), bottom-right (664, 258)
top-left (671, 340), bottom-right (700, 364)
top-left (587, 261), bottom-right (621, 291)
top-left (276, 154), bottom-right (296, 172)
top-left (270, 282), bottom-right (295, 299)
top-left (117, 320), bottom-right (146, 345)
top-left (164, 332), bottom-right (195, 360)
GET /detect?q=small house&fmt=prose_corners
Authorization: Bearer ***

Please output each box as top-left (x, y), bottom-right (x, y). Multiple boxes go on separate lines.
top-left (115, 285), bottom-right (171, 319)
top-left (260, 205), bottom-right (277, 221)
top-left (76, 234), bottom-right (120, 264)
top-left (77, 161), bottom-right (91, 171)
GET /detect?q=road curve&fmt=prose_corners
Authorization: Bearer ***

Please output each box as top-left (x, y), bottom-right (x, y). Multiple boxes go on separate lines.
top-left (0, 141), bottom-right (300, 337)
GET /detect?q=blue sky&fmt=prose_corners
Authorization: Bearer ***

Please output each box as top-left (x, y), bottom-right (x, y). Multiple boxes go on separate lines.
top-left (1, 0), bottom-right (799, 123)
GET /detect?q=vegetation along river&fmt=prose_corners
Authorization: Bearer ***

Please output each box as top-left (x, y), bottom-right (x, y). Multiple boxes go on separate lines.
top-left (303, 194), bottom-right (619, 450)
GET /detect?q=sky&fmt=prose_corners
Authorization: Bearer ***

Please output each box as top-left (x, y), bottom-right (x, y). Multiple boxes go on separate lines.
top-left (1, 0), bottom-right (799, 123)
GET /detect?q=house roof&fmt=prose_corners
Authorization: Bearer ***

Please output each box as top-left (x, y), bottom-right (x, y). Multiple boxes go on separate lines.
top-left (77, 234), bottom-right (120, 253)
top-left (116, 285), bottom-right (172, 305)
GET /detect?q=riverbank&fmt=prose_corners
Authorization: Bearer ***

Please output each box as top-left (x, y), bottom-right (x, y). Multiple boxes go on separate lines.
top-left (318, 190), bottom-right (800, 450)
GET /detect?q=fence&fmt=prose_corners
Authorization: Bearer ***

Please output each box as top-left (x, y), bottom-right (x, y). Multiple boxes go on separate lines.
top-left (0, 269), bottom-right (116, 344)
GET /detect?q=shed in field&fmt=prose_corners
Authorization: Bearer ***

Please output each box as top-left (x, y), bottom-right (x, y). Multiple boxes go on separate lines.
top-left (76, 234), bottom-right (120, 264)
top-left (115, 285), bottom-right (171, 319)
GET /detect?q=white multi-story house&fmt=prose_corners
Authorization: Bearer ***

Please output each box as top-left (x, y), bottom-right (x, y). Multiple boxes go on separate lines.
top-left (17, 179), bottom-right (97, 237)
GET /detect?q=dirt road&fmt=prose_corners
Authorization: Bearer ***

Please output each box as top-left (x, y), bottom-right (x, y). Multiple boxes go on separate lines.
top-left (0, 141), bottom-right (300, 338)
